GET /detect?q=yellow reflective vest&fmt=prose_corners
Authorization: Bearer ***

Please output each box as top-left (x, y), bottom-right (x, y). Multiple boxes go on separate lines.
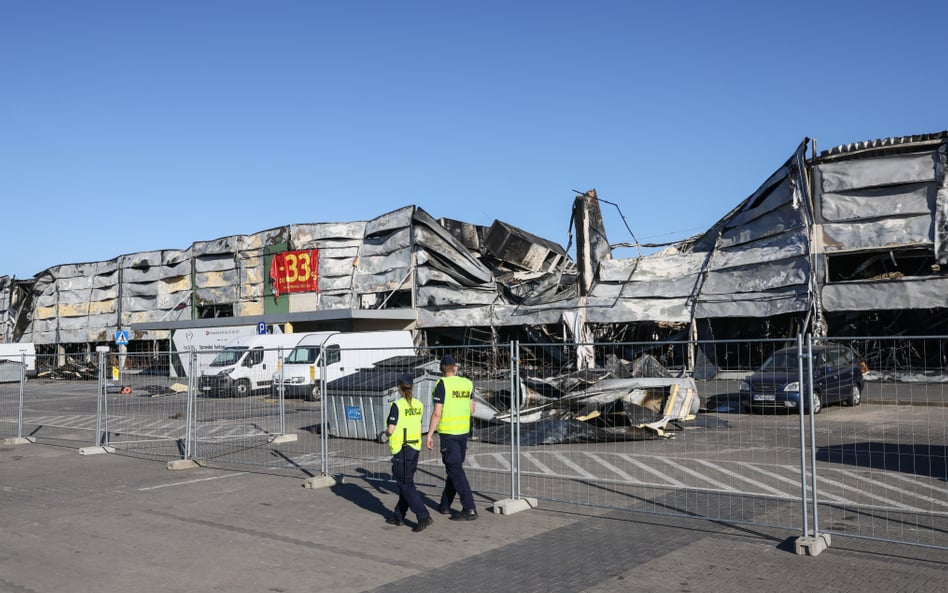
top-left (436, 375), bottom-right (473, 435)
top-left (389, 396), bottom-right (424, 455)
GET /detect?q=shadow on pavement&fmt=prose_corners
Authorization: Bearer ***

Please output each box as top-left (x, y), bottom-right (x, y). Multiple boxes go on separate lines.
top-left (817, 442), bottom-right (947, 480)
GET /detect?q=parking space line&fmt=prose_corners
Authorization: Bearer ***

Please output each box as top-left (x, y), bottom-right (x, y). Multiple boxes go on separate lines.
top-left (666, 460), bottom-right (738, 492)
top-left (887, 471), bottom-right (948, 496)
top-left (490, 452), bottom-right (511, 470)
top-left (618, 454), bottom-right (688, 487)
top-left (522, 452), bottom-right (554, 475)
top-left (832, 468), bottom-right (948, 509)
top-left (741, 463), bottom-right (850, 503)
top-left (694, 459), bottom-right (789, 497)
top-left (813, 474), bottom-right (928, 512)
top-left (552, 452), bottom-right (597, 480)
top-left (583, 452), bottom-right (636, 482)
top-left (138, 472), bottom-right (246, 491)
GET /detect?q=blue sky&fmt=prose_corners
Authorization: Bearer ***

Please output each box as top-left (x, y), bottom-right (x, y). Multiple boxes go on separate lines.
top-left (2, 1), bottom-right (946, 279)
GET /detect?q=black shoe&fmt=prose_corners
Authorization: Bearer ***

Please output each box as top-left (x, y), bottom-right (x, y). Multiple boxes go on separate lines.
top-left (385, 516), bottom-right (403, 526)
top-left (412, 516), bottom-right (434, 533)
top-left (450, 509), bottom-right (478, 521)
top-left (437, 506), bottom-right (452, 515)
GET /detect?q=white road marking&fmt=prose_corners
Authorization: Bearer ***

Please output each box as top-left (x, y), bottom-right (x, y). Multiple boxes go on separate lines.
top-left (490, 452), bottom-right (511, 470)
top-left (552, 452), bottom-right (597, 480)
top-left (523, 452), bottom-right (554, 475)
top-left (583, 452), bottom-right (635, 482)
top-left (138, 472), bottom-right (246, 491)
top-left (693, 458), bottom-right (789, 497)
top-left (832, 468), bottom-right (948, 509)
top-left (618, 454), bottom-right (688, 487)
top-left (741, 462), bottom-right (850, 503)
top-left (662, 460), bottom-right (738, 492)
top-left (809, 471), bottom-right (927, 512)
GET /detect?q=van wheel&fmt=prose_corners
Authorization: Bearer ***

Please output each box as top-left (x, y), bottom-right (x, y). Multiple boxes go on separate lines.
top-left (304, 384), bottom-right (321, 402)
top-left (235, 379), bottom-right (252, 398)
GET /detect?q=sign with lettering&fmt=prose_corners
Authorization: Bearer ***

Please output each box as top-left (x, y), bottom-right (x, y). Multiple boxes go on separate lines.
top-left (269, 249), bottom-right (319, 301)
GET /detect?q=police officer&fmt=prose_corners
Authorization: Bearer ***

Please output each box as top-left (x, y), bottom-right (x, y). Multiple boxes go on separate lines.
top-left (425, 354), bottom-right (478, 521)
top-left (385, 372), bottom-right (433, 532)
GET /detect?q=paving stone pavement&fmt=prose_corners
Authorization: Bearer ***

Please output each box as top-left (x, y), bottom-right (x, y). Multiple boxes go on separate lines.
top-left (0, 442), bottom-right (944, 593)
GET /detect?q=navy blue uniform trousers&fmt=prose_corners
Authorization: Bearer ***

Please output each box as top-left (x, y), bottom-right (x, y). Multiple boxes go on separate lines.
top-left (392, 446), bottom-right (428, 520)
top-left (438, 433), bottom-right (475, 511)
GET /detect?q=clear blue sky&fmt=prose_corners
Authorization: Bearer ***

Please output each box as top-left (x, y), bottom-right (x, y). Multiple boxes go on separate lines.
top-left (2, 1), bottom-right (946, 279)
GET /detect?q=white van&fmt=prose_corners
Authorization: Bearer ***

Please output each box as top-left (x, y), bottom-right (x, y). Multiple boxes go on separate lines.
top-left (0, 342), bottom-right (37, 378)
top-left (199, 334), bottom-right (307, 397)
top-left (272, 330), bottom-right (415, 401)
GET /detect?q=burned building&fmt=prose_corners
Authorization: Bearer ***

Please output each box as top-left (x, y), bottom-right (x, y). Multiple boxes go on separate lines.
top-left (0, 131), bottom-right (945, 372)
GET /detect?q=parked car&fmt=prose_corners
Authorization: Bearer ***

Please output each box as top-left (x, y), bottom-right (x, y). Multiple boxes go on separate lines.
top-left (740, 344), bottom-right (864, 414)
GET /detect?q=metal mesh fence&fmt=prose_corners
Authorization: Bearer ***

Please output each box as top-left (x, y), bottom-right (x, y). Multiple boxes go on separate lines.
top-left (6, 353), bottom-right (101, 447)
top-left (513, 338), bottom-right (810, 532)
top-left (317, 344), bottom-right (514, 507)
top-left (3, 335), bottom-right (944, 550)
top-left (0, 355), bottom-right (26, 440)
top-left (809, 336), bottom-right (948, 548)
top-left (99, 351), bottom-right (193, 460)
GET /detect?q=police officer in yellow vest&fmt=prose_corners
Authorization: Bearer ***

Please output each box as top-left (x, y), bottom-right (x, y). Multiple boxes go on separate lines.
top-left (385, 372), bottom-right (433, 532)
top-left (425, 354), bottom-right (478, 521)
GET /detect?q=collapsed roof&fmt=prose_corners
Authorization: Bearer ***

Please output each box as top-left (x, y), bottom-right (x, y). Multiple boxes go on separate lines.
top-left (1, 131), bottom-right (946, 348)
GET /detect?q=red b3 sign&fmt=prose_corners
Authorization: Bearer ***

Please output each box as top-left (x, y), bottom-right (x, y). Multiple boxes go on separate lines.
top-left (269, 250), bottom-right (319, 300)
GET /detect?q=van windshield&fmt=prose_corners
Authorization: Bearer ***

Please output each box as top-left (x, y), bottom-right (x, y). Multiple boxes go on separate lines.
top-left (210, 347), bottom-right (247, 367)
top-left (286, 346), bottom-right (320, 364)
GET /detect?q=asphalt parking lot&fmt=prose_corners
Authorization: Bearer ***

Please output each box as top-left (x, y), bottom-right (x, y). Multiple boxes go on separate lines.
top-left (1, 438), bottom-right (946, 593)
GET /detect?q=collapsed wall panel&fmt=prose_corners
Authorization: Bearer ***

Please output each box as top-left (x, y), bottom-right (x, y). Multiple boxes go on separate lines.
top-left (822, 276), bottom-right (948, 310)
top-left (691, 142), bottom-right (814, 320)
top-left (814, 136), bottom-right (948, 312)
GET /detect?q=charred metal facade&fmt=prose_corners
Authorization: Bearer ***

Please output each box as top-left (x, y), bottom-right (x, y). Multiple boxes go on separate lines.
top-left (1, 131), bottom-right (946, 355)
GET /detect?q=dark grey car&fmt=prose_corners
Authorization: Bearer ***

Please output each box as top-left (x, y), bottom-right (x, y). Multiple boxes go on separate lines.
top-left (740, 344), bottom-right (864, 414)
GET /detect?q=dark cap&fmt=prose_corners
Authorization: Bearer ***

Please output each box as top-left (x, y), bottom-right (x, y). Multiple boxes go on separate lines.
top-left (440, 354), bottom-right (457, 367)
top-left (397, 372), bottom-right (414, 386)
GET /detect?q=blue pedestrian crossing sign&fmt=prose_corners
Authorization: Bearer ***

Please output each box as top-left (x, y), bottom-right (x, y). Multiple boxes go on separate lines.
top-left (115, 330), bottom-right (129, 345)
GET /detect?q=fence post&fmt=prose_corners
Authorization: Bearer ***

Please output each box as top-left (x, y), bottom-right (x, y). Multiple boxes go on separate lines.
top-left (794, 333), bottom-right (831, 555)
top-left (806, 334), bottom-right (828, 548)
top-left (491, 340), bottom-right (536, 515)
top-left (302, 352), bottom-right (336, 489)
top-left (16, 353), bottom-right (26, 439)
top-left (185, 348), bottom-right (196, 460)
top-left (508, 341), bottom-right (518, 500)
top-left (320, 351), bottom-right (329, 478)
top-left (277, 346), bottom-right (286, 435)
top-left (95, 349), bottom-right (105, 446)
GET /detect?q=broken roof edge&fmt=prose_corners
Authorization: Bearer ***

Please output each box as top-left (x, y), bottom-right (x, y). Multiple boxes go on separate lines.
top-left (817, 130), bottom-right (948, 160)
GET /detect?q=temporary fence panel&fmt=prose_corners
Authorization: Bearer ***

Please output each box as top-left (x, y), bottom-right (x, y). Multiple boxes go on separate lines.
top-left (96, 351), bottom-right (195, 460)
top-left (8, 353), bottom-right (102, 447)
top-left (5, 333), bottom-right (943, 553)
top-left (185, 344), bottom-right (318, 474)
top-left (506, 338), bottom-right (814, 533)
top-left (316, 345), bottom-right (514, 503)
top-left (0, 356), bottom-right (26, 439)
top-left (810, 336), bottom-right (948, 549)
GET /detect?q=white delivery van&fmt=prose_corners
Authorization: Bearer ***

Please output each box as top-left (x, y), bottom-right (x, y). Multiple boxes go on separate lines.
top-left (272, 330), bottom-right (415, 401)
top-left (199, 333), bottom-right (307, 397)
top-left (0, 342), bottom-right (37, 379)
